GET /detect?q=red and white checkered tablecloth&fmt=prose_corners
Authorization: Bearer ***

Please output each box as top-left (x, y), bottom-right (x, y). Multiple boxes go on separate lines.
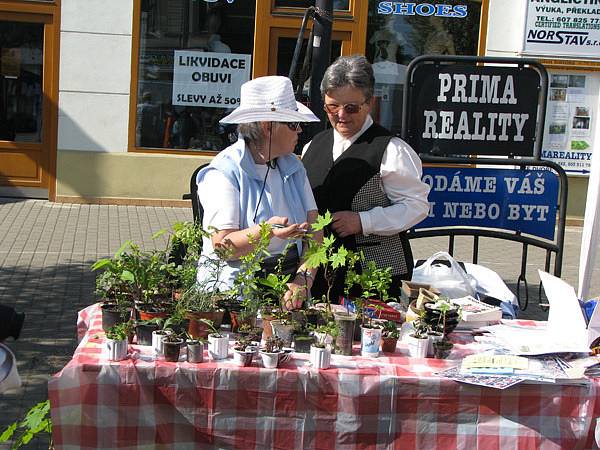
top-left (49, 304), bottom-right (600, 450)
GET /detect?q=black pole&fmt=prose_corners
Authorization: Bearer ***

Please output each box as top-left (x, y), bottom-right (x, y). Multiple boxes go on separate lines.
top-left (308, 0), bottom-right (333, 135)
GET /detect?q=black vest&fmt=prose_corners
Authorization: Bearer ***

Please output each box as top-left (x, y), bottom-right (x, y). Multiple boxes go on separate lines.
top-left (303, 123), bottom-right (413, 282)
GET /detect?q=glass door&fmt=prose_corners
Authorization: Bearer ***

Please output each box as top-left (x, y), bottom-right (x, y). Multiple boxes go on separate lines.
top-left (0, 11), bottom-right (55, 196)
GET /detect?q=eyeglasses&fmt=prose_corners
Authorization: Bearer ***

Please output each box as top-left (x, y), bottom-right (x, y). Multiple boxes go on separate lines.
top-left (324, 101), bottom-right (368, 115)
top-left (285, 122), bottom-right (302, 131)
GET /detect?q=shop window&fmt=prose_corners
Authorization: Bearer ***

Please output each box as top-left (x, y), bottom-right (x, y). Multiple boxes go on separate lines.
top-left (0, 21), bottom-right (44, 143)
top-left (135, 0), bottom-right (255, 152)
top-left (366, 0), bottom-right (481, 135)
top-left (274, 1), bottom-right (350, 11)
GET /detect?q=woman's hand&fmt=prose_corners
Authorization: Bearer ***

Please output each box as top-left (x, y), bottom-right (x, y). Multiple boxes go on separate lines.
top-left (267, 216), bottom-right (309, 240)
top-left (281, 273), bottom-right (312, 310)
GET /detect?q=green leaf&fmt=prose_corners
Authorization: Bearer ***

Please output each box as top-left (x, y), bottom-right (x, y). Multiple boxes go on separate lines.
top-left (331, 246), bottom-right (348, 269)
top-left (0, 423), bottom-right (17, 442)
top-left (114, 240), bottom-right (132, 258)
top-left (90, 259), bottom-right (111, 271)
top-left (151, 229), bottom-right (167, 240)
top-left (22, 401), bottom-right (50, 432)
top-left (120, 270), bottom-right (135, 282)
top-left (304, 247), bottom-right (328, 269)
top-left (311, 211), bottom-right (332, 231)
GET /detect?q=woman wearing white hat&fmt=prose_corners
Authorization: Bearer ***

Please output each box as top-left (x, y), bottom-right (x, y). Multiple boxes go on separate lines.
top-left (196, 76), bottom-right (320, 310)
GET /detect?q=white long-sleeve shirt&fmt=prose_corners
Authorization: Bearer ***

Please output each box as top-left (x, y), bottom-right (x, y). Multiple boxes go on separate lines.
top-left (302, 115), bottom-right (430, 236)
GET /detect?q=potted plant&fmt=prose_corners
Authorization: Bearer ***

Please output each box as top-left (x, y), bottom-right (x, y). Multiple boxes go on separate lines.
top-left (162, 331), bottom-right (184, 362)
top-left (311, 320), bottom-right (339, 353)
top-left (310, 329), bottom-right (333, 370)
top-left (344, 256), bottom-right (393, 342)
top-left (423, 297), bottom-right (461, 336)
top-left (360, 307), bottom-right (383, 357)
top-left (381, 320), bottom-right (400, 353)
top-left (92, 243), bottom-right (135, 331)
top-left (303, 212), bottom-right (354, 319)
top-left (231, 223), bottom-right (272, 338)
top-left (232, 336), bottom-right (255, 367)
top-left (105, 321), bottom-right (132, 361)
top-left (260, 335), bottom-right (284, 369)
top-left (112, 241), bottom-right (176, 320)
top-left (333, 310), bottom-right (356, 356)
top-left (151, 318), bottom-right (174, 358)
top-left (134, 318), bottom-right (160, 346)
top-left (430, 298), bottom-right (459, 359)
top-left (202, 319), bottom-right (229, 360)
top-left (292, 320), bottom-right (314, 353)
top-left (237, 323), bottom-right (263, 343)
top-left (179, 284), bottom-right (225, 339)
top-left (184, 332), bottom-right (205, 363)
top-left (406, 313), bottom-right (430, 358)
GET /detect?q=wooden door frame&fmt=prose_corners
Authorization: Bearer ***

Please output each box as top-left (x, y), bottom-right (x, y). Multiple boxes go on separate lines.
top-left (0, 1), bottom-right (60, 200)
top-left (267, 27), bottom-right (352, 75)
top-left (254, 0), bottom-right (368, 78)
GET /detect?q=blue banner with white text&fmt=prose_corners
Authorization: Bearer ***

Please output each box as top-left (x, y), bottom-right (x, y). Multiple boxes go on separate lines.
top-left (415, 167), bottom-right (558, 240)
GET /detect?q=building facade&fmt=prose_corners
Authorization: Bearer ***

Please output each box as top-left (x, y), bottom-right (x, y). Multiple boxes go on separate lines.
top-left (0, 0), bottom-right (597, 221)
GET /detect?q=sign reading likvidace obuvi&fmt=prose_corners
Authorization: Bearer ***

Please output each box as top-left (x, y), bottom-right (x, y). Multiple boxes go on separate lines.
top-left (524, 0), bottom-right (600, 59)
top-left (172, 51), bottom-right (251, 108)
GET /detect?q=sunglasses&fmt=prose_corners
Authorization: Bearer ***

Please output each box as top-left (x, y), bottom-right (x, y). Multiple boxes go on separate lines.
top-left (285, 122), bottom-right (303, 131)
top-left (324, 101), bottom-right (368, 115)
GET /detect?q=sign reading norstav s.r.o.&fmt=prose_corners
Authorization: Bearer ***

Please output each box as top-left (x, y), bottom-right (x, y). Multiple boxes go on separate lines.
top-left (172, 51), bottom-right (251, 108)
top-left (415, 167), bottom-right (559, 240)
top-left (406, 63), bottom-right (541, 157)
top-left (523, 0), bottom-right (600, 60)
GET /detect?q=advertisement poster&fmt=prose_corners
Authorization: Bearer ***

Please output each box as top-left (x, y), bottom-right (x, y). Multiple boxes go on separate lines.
top-left (172, 51), bottom-right (251, 108)
top-left (523, 1), bottom-right (600, 59)
top-left (541, 72), bottom-right (599, 175)
top-left (405, 63), bottom-right (541, 157)
top-left (416, 167), bottom-right (559, 240)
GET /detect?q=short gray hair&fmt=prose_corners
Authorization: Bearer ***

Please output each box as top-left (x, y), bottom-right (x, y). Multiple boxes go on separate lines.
top-left (321, 55), bottom-right (375, 100)
top-left (237, 122), bottom-right (265, 147)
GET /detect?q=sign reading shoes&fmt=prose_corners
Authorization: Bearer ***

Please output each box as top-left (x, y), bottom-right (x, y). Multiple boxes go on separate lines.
top-left (524, 0), bottom-right (600, 59)
top-left (405, 63), bottom-right (541, 157)
top-left (377, 2), bottom-right (468, 17)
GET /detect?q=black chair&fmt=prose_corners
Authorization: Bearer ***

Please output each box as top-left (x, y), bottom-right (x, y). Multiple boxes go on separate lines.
top-left (173, 163), bottom-right (210, 268)
top-left (182, 163), bottom-right (209, 224)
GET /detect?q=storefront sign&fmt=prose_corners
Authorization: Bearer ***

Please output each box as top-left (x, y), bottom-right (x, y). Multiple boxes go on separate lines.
top-left (377, 2), bottom-right (468, 17)
top-left (540, 71), bottom-right (599, 176)
top-left (523, 0), bottom-right (600, 59)
top-left (416, 167), bottom-right (558, 240)
top-left (172, 51), bottom-right (251, 108)
top-left (406, 63), bottom-right (541, 157)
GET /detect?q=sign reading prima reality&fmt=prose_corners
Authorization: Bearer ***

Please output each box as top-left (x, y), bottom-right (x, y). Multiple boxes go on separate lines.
top-left (523, 0), bottom-right (600, 60)
top-left (406, 63), bottom-right (541, 157)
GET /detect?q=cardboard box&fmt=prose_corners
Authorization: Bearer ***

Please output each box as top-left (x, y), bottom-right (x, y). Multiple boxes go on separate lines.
top-left (402, 281), bottom-right (440, 300)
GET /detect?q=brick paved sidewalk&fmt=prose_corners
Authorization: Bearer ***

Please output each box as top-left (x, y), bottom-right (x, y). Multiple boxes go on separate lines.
top-left (0, 198), bottom-right (597, 449)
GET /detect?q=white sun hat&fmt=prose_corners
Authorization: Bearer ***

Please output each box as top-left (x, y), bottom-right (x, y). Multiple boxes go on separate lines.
top-left (220, 76), bottom-right (319, 124)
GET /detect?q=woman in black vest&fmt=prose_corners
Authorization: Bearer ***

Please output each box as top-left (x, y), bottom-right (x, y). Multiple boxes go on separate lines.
top-left (302, 55), bottom-right (430, 301)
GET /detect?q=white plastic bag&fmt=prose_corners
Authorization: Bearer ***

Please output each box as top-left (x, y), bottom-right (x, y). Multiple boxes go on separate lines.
top-left (411, 251), bottom-right (477, 299)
